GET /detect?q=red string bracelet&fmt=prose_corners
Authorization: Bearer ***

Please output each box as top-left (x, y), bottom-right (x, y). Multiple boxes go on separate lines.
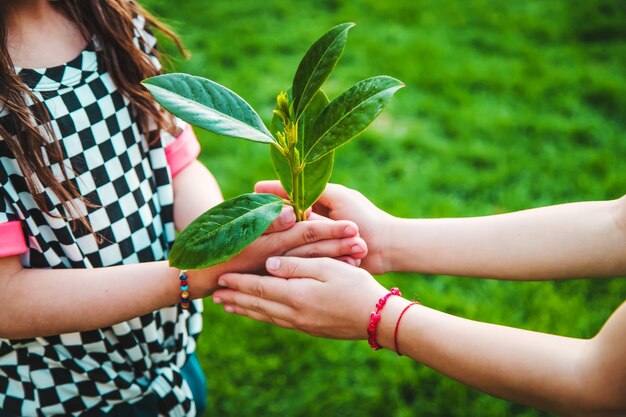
top-left (394, 301), bottom-right (420, 356)
top-left (367, 287), bottom-right (401, 350)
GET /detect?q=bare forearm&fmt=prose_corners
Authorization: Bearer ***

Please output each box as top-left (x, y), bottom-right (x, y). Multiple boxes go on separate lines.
top-left (0, 256), bottom-right (222, 339)
top-left (0, 162), bottom-right (224, 339)
top-left (173, 160), bottom-right (223, 230)
top-left (376, 298), bottom-right (619, 417)
top-left (213, 256), bottom-right (626, 416)
top-left (388, 198), bottom-right (626, 279)
top-left (0, 260), bottom-right (168, 338)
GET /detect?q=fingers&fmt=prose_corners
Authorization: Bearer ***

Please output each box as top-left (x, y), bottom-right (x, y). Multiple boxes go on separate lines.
top-left (213, 288), bottom-right (293, 323)
top-left (265, 256), bottom-right (347, 282)
top-left (283, 236), bottom-right (368, 260)
top-left (336, 256), bottom-right (361, 267)
top-left (282, 219), bottom-right (359, 249)
top-left (306, 212), bottom-right (329, 221)
top-left (312, 183), bottom-right (346, 212)
top-left (213, 273), bottom-right (296, 326)
top-left (217, 304), bottom-right (295, 329)
top-left (263, 206), bottom-right (296, 234)
top-left (217, 272), bottom-right (292, 303)
top-left (254, 180), bottom-right (289, 199)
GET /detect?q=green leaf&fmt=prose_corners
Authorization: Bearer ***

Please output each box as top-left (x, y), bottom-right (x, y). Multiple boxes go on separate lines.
top-left (300, 151), bottom-right (334, 209)
top-left (298, 90), bottom-right (330, 153)
top-left (270, 143), bottom-right (334, 209)
top-left (270, 89), bottom-right (333, 210)
top-left (143, 73), bottom-right (275, 144)
top-left (270, 144), bottom-right (292, 195)
top-left (304, 76), bottom-right (404, 163)
top-left (297, 90), bottom-right (334, 209)
top-left (169, 193), bottom-right (284, 269)
top-left (291, 22), bottom-right (355, 120)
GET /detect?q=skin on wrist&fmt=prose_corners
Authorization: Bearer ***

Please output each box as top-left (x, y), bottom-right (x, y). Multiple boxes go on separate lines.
top-left (385, 218), bottom-right (415, 273)
top-left (375, 296), bottom-right (413, 351)
top-left (186, 264), bottom-right (225, 299)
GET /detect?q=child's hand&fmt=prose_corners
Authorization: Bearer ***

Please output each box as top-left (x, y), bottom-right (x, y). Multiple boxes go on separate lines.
top-left (191, 214), bottom-right (368, 297)
top-left (228, 213), bottom-right (367, 272)
top-left (255, 181), bottom-right (394, 274)
top-left (213, 256), bottom-right (389, 340)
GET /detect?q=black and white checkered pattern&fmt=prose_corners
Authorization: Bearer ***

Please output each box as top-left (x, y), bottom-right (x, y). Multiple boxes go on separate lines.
top-left (0, 15), bottom-right (202, 417)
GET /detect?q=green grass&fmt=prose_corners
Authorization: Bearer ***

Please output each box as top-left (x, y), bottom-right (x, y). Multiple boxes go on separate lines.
top-left (142, 0), bottom-right (626, 415)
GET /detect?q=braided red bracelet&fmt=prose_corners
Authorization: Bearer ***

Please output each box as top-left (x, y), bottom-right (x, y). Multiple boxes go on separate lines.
top-left (367, 287), bottom-right (401, 350)
top-left (394, 302), bottom-right (420, 356)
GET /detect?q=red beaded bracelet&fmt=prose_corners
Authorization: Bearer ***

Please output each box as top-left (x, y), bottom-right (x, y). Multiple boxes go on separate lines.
top-left (367, 287), bottom-right (402, 350)
top-left (179, 270), bottom-right (190, 310)
top-left (394, 301), bottom-right (420, 356)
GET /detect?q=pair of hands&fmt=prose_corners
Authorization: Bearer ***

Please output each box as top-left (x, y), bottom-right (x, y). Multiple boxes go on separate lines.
top-left (211, 181), bottom-right (397, 340)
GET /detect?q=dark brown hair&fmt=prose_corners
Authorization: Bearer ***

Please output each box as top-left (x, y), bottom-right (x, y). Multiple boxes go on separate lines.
top-left (0, 0), bottom-right (185, 233)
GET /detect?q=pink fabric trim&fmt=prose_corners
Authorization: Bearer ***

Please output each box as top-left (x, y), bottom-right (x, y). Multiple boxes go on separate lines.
top-left (165, 124), bottom-right (201, 178)
top-left (0, 221), bottom-right (28, 257)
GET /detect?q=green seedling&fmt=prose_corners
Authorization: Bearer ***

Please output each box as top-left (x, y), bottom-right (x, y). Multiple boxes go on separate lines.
top-left (143, 23), bottom-right (404, 269)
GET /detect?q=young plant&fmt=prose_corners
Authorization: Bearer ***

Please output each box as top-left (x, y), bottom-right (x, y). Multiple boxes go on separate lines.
top-left (143, 23), bottom-right (403, 270)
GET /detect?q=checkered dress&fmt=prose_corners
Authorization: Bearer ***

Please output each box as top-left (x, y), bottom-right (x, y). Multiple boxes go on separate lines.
top-left (0, 16), bottom-right (202, 417)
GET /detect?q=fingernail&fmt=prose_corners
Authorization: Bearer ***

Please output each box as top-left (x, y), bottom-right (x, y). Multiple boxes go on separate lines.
top-left (267, 257), bottom-right (281, 271)
top-left (344, 225), bottom-right (357, 236)
top-left (218, 279), bottom-right (226, 287)
top-left (213, 297), bottom-right (223, 304)
top-left (351, 244), bottom-right (364, 254)
top-left (224, 305), bottom-right (235, 313)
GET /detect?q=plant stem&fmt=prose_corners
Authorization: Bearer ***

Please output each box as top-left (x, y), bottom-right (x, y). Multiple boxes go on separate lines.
top-left (282, 115), bottom-right (307, 222)
top-left (297, 168), bottom-right (306, 222)
top-left (288, 157), bottom-right (306, 222)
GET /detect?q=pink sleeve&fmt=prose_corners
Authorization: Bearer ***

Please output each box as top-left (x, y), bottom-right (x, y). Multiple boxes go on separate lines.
top-left (0, 221), bottom-right (28, 257)
top-left (165, 124), bottom-right (201, 178)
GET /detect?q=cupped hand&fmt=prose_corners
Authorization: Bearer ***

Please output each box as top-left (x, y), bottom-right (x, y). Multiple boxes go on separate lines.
top-left (212, 256), bottom-right (389, 340)
top-left (255, 181), bottom-right (395, 274)
top-left (192, 213), bottom-right (368, 297)
top-left (229, 213), bottom-right (368, 273)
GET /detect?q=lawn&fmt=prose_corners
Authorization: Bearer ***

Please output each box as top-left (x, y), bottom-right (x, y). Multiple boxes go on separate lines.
top-left (141, 0), bottom-right (626, 415)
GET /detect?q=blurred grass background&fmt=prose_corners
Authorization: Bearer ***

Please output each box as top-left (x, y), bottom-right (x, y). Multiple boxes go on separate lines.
top-left (143, 0), bottom-right (626, 415)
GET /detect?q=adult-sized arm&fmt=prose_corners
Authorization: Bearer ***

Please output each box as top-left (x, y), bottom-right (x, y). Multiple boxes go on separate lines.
top-left (256, 181), bottom-right (626, 280)
top-left (213, 257), bottom-right (626, 417)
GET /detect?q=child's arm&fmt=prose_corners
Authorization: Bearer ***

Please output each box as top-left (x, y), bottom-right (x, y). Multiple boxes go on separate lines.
top-left (377, 296), bottom-right (626, 417)
top-left (0, 218), bottom-right (364, 339)
top-left (164, 123), bottom-right (225, 230)
top-left (387, 197), bottom-right (626, 280)
top-left (257, 182), bottom-right (626, 280)
top-left (213, 257), bottom-right (626, 417)
top-left (0, 255), bottom-right (182, 338)
top-left (171, 159), bottom-right (223, 230)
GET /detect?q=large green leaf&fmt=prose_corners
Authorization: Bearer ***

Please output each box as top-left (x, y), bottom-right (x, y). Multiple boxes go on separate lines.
top-left (298, 90), bottom-right (330, 153)
top-left (143, 73), bottom-right (275, 144)
top-left (296, 90), bottom-right (334, 209)
top-left (291, 22), bottom-right (355, 121)
top-left (304, 76), bottom-right (404, 163)
top-left (169, 193), bottom-right (284, 269)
